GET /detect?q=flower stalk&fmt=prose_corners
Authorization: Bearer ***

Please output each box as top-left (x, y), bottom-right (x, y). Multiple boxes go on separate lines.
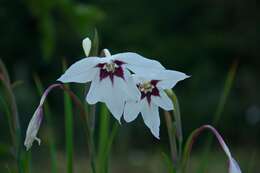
top-left (181, 125), bottom-right (241, 173)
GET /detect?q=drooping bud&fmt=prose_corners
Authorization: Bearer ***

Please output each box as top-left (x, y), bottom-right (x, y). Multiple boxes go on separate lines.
top-left (200, 125), bottom-right (242, 173)
top-left (24, 83), bottom-right (62, 150)
top-left (183, 125), bottom-right (242, 173)
top-left (24, 106), bottom-right (43, 150)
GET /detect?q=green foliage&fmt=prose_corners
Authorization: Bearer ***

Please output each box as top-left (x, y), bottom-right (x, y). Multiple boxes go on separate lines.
top-left (23, 0), bottom-right (104, 62)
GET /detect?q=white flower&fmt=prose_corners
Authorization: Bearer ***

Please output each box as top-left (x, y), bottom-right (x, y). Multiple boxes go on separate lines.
top-left (58, 37), bottom-right (166, 122)
top-left (24, 84), bottom-right (61, 150)
top-left (123, 70), bottom-right (189, 138)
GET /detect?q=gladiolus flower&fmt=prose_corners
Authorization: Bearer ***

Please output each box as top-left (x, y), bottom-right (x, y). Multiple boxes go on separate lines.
top-left (123, 70), bottom-right (189, 138)
top-left (58, 37), bottom-right (166, 122)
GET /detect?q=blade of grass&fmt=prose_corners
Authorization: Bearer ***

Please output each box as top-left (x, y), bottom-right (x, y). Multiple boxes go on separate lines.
top-left (0, 91), bottom-right (15, 145)
top-left (164, 111), bottom-right (178, 166)
top-left (196, 60), bottom-right (238, 173)
top-left (166, 90), bottom-right (183, 163)
top-left (102, 122), bottom-right (119, 173)
top-left (161, 152), bottom-right (176, 173)
top-left (0, 59), bottom-right (23, 173)
top-left (97, 104), bottom-right (110, 173)
top-left (63, 61), bottom-right (74, 173)
top-left (86, 29), bottom-right (100, 173)
top-left (34, 75), bottom-right (58, 173)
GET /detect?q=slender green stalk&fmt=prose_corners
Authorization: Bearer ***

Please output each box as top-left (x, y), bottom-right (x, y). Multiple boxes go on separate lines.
top-left (0, 92), bottom-right (14, 145)
top-left (97, 104), bottom-right (110, 173)
top-left (65, 89), bottom-right (73, 173)
top-left (161, 152), bottom-right (176, 173)
top-left (34, 75), bottom-right (57, 173)
top-left (102, 122), bottom-right (119, 173)
top-left (166, 90), bottom-right (183, 161)
top-left (89, 105), bottom-right (97, 173)
top-left (197, 60), bottom-right (238, 173)
top-left (0, 59), bottom-right (23, 173)
top-left (164, 111), bottom-right (178, 166)
top-left (86, 29), bottom-right (99, 173)
top-left (63, 62), bottom-right (74, 173)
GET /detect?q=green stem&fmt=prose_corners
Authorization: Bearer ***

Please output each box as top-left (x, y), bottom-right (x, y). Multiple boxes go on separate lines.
top-left (63, 61), bottom-right (74, 173)
top-left (166, 90), bottom-right (183, 162)
top-left (65, 87), bottom-right (73, 173)
top-left (164, 111), bottom-right (178, 166)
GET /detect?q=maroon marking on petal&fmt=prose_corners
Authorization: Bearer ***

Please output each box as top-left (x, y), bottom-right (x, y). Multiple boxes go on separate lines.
top-left (99, 69), bottom-right (109, 81)
top-left (114, 60), bottom-right (125, 66)
top-left (151, 87), bottom-right (160, 96)
top-left (146, 92), bottom-right (152, 105)
top-left (138, 80), bottom-right (161, 106)
top-left (150, 80), bottom-right (159, 86)
top-left (113, 66), bottom-right (124, 80)
top-left (141, 92), bottom-right (146, 100)
top-left (109, 73), bottom-right (114, 84)
top-left (96, 61), bottom-right (125, 84)
top-left (96, 63), bottom-right (105, 68)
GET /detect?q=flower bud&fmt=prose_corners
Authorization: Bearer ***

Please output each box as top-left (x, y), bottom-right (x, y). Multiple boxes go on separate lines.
top-left (24, 107), bottom-right (43, 150)
top-left (82, 37), bottom-right (92, 57)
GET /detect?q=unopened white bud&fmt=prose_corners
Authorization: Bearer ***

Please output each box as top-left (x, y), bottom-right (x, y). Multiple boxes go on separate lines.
top-left (82, 37), bottom-right (92, 57)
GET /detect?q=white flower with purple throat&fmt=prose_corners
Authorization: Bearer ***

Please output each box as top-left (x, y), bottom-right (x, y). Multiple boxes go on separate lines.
top-left (124, 70), bottom-right (189, 138)
top-left (58, 37), bottom-right (166, 122)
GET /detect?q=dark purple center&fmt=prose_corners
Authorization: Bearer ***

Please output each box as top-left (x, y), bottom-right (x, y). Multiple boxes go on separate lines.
top-left (96, 60), bottom-right (125, 83)
top-left (138, 80), bottom-right (160, 104)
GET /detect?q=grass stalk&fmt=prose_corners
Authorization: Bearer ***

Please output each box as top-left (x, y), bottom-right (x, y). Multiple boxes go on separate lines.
top-left (63, 62), bottom-right (74, 173)
top-left (164, 111), bottom-right (178, 167)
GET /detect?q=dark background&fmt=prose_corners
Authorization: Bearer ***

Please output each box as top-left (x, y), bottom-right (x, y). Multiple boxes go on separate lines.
top-left (0, 0), bottom-right (259, 172)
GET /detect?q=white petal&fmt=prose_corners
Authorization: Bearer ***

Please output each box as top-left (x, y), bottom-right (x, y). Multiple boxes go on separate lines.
top-left (140, 101), bottom-right (160, 139)
top-left (124, 101), bottom-right (141, 122)
top-left (102, 77), bottom-right (126, 122)
top-left (113, 52), bottom-right (165, 74)
top-left (24, 107), bottom-right (43, 150)
top-left (156, 70), bottom-right (189, 89)
top-left (229, 157), bottom-right (242, 173)
top-left (152, 90), bottom-right (173, 111)
top-left (121, 69), bottom-right (141, 101)
top-left (102, 49), bottom-right (112, 57)
top-left (82, 37), bottom-right (92, 57)
top-left (57, 57), bottom-right (99, 83)
top-left (86, 72), bottom-right (102, 104)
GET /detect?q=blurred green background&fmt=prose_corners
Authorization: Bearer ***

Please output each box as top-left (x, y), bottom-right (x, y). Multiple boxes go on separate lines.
top-left (0, 0), bottom-right (259, 172)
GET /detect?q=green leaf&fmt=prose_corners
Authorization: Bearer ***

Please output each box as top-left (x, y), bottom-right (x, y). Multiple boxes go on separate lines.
top-left (165, 90), bottom-right (183, 160)
top-left (62, 61), bottom-right (74, 173)
top-left (161, 152), bottom-right (176, 173)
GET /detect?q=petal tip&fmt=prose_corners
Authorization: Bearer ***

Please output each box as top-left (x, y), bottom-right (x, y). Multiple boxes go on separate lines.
top-left (229, 157), bottom-right (242, 173)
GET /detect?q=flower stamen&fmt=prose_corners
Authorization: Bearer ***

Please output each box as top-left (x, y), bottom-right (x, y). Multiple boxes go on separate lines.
top-left (139, 81), bottom-right (154, 94)
top-left (103, 62), bottom-right (119, 73)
